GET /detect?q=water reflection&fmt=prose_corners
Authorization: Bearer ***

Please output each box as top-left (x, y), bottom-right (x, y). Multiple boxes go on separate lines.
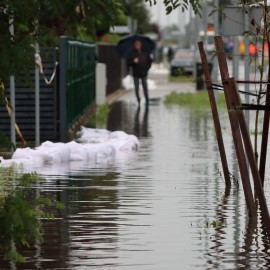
top-left (188, 110), bottom-right (211, 142)
top-left (66, 171), bottom-right (120, 269)
top-left (3, 102), bottom-right (270, 269)
top-left (107, 102), bottom-right (150, 139)
top-left (188, 107), bottom-right (270, 270)
top-left (133, 106), bottom-right (149, 138)
top-left (8, 170), bottom-right (122, 269)
top-left (204, 182), bottom-right (230, 270)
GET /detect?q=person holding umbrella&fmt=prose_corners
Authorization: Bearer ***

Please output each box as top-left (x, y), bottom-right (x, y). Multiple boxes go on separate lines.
top-left (127, 39), bottom-right (152, 106)
top-left (116, 34), bottom-right (155, 107)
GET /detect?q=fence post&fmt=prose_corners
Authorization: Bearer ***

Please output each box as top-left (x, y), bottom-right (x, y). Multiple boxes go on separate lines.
top-left (9, 17), bottom-right (16, 149)
top-left (95, 63), bottom-right (107, 105)
top-left (35, 43), bottom-right (40, 146)
top-left (59, 36), bottom-right (67, 142)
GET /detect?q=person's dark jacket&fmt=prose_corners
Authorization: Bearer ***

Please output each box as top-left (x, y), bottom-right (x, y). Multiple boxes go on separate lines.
top-left (127, 50), bottom-right (152, 78)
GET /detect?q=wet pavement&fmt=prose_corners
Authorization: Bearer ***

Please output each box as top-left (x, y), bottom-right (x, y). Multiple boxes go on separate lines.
top-left (116, 68), bottom-right (195, 106)
top-left (2, 69), bottom-right (270, 269)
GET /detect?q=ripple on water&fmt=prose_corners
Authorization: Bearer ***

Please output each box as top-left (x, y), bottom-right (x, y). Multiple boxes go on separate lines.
top-left (3, 103), bottom-right (270, 269)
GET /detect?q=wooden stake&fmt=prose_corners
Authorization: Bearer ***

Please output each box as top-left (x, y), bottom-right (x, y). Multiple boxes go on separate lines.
top-left (229, 78), bottom-right (270, 239)
top-left (198, 41), bottom-right (231, 188)
top-left (214, 36), bottom-right (256, 218)
top-left (259, 42), bottom-right (270, 186)
top-left (5, 99), bottom-right (26, 147)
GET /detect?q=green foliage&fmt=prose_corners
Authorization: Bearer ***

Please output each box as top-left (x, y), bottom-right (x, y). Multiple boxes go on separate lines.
top-left (0, 0), bottom-right (124, 81)
top-left (105, 33), bottom-right (122, 45)
top-left (145, 0), bottom-right (202, 15)
top-left (205, 218), bottom-right (227, 229)
top-left (121, 0), bottom-right (151, 33)
top-left (115, 8), bottom-right (128, 26)
top-left (92, 0), bottom-right (123, 35)
top-left (0, 0), bottom-right (37, 82)
top-left (169, 75), bottom-right (195, 83)
top-left (0, 166), bottom-right (64, 263)
top-left (0, 130), bottom-right (14, 150)
top-left (38, 0), bottom-right (123, 45)
top-left (88, 104), bottom-right (110, 127)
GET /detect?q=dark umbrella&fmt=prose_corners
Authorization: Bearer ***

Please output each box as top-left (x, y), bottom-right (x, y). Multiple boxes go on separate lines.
top-left (116, 33), bottom-right (155, 58)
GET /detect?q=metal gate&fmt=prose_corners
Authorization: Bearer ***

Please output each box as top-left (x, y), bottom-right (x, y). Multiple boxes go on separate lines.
top-left (0, 48), bottom-right (58, 142)
top-left (59, 37), bottom-right (96, 141)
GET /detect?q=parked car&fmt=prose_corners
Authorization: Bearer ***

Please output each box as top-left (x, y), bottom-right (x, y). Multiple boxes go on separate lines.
top-left (170, 48), bottom-right (195, 76)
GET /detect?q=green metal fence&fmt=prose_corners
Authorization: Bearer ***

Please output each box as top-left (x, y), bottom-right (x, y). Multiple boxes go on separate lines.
top-left (60, 37), bottom-right (96, 141)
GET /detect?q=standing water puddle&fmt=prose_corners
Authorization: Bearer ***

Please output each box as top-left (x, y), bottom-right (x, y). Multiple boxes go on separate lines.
top-left (2, 101), bottom-right (270, 269)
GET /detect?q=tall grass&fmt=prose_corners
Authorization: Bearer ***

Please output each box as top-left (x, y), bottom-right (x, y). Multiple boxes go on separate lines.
top-left (169, 75), bottom-right (195, 83)
top-left (164, 91), bottom-right (226, 109)
top-left (87, 104), bottom-right (110, 127)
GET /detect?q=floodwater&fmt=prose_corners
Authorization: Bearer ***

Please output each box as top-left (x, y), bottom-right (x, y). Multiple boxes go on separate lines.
top-left (2, 100), bottom-right (270, 269)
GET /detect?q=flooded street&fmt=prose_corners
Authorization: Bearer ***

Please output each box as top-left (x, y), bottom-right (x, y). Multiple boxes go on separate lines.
top-left (4, 1), bottom-right (270, 268)
top-left (2, 99), bottom-right (270, 269)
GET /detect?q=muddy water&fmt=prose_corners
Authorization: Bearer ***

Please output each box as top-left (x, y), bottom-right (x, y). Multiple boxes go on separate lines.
top-left (2, 101), bottom-right (270, 269)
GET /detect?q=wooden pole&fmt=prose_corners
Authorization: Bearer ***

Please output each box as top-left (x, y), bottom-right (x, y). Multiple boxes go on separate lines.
top-left (259, 41), bottom-right (270, 186)
top-left (223, 80), bottom-right (256, 217)
top-left (229, 78), bottom-right (270, 239)
top-left (4, 96), bottom-right (26, 147)
top-left (214, 36), bottom-right (256, 218)
top-left (198, 41), bottom-right (231, 188)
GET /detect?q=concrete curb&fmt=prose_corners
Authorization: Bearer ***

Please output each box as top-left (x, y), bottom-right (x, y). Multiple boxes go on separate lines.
top-left (106, 89), bottom-right (129, 105)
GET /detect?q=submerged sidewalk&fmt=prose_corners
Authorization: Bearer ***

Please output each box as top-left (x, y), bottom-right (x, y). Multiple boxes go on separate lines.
top-left (113, 64), bottom-right (196, 105)
top-left (0, 65), bottom-right (195, 158)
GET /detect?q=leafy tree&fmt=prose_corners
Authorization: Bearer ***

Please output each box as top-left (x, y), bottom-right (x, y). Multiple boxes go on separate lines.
top-left (121, 0), bottom-right (151, 33)
top-left (145, 0), bottom-right (232, 15)
top-left (0, 0), bottom-right (149, 92)
top-left (145, 0), bottom-right (202, 15)
top-left (0, 0), bottom-right (124, 148)
top-left (0, 0), bottom-right (123, 79)
top-left (0, 0), bottom-right (123, 97)
top-left (0, 0), bottom-right (37, 83)
top-left (38, 0), bottom-right (123, 45)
